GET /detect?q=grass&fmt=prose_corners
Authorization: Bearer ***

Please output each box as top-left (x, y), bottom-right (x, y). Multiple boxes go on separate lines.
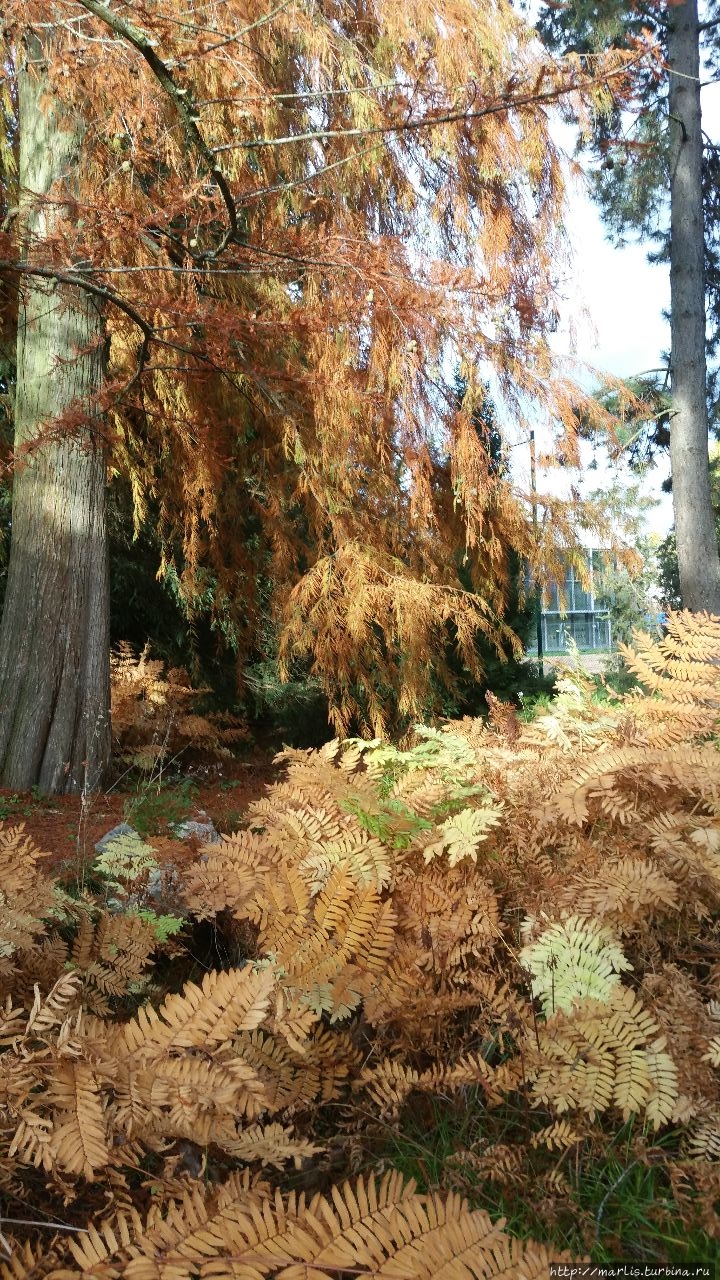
top-left (375, 1096), bottom-right (720, 1268)
top-left (122, 776), bottom-right (199, 837)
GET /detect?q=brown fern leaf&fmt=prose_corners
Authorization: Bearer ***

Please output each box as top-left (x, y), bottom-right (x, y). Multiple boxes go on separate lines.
top-left (395, 865), bottom-right (499, 974)
top-left (298, 830), bottom-right (393, 893)
top-left (6, 1109), bottom-right (54, 1173)
top-left (118, 967), bottom-right (276, 1056)
top-left (264, 865), bottom-right (396, 1021)
top-left (45, 1061), bottom-right (109, 1179)
top-left (486, 691), bottom-right (522, 743)
top-left (363, 941), bottom-right (430, 1026)
top-left (646, 812), bottom-right (720, 904)
top-left (291, 1174), bottom-right (555, 1280)
top-left (621, 612), bottom-right (720, 704)
top-left (641, 965), bottom-right (720, 1117)
top-left (111, 644), bottom-right (247, 766)
top-left (69, 912), bottom-right (159, 1012)
top-left (222, 1122), bottom-right (322, 1169)
top-left (0, 1241), bottom-right (51, 1280)
top-left (526, 987), bottom-right (678, 1128)
top-left (0, 826), bottom-right (55, 988)
top-left (554, 857), bottom-right (680, 929)
top-left (181, 829), bottom-right (272, 918)
top-left (546, 746), bottom-right (720, 826)
top-left (530, 1120), bottom-right (584, 1151)
top-left (58, 1169), bottom-right (559, 1280)
top-left (230, 1029), bottom-right (320, 1113)
top-left (135, 1055), bottom-right (269, 1142)
top-left (23, 972), bottom-right (84, 1040)
top-left (0, 996), bottom-right (26, 1048)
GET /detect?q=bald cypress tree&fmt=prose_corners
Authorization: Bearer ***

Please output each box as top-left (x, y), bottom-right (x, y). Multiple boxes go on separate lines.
top-left (0, 2), bottom-right (654, 787)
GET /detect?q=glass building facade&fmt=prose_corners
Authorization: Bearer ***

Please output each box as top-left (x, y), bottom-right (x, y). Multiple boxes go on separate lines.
top-left (529, 550), bottom-right (612, 654)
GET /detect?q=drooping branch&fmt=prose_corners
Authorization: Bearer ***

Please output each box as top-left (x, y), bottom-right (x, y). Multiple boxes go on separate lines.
top-left (72, 0), bottom-right (240, 262)
top-left (0, 260), bottom-right (249, 396)
top-left (72, 0), bottom-right (658, 218)
top-left (1, 259), bottom-right (154, 390)
top-left (211, 46), bottom-right (659, 154)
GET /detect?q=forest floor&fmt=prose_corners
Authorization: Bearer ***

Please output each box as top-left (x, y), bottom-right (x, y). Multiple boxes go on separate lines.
top-left (0, 747), bottom-right (279, 878)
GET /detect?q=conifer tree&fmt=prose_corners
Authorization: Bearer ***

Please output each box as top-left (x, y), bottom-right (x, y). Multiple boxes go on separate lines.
top-left (0, 1), bottom-right (655, 789)
top-left (536, 0), bottom-right (720, 613)
top-left (0, 30), bottom-right (109, 792)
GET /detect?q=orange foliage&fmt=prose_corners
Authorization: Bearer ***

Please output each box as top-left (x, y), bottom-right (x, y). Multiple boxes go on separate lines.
top-left (0, 614), bottom-right (717, 1272)
top-left (0, 2), bottom-right (659, 727)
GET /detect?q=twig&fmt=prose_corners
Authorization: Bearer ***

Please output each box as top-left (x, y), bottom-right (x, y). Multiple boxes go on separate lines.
top-left (0, 1217), bottom-right (89, 1233)
top-left (213, 47), bottom-right (657, 153)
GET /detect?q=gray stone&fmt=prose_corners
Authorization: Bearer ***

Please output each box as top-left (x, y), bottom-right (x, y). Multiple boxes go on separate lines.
top-left (95, 822), bottom-right (139, 853)
top-left (171, 816), bottom-right (221, 844)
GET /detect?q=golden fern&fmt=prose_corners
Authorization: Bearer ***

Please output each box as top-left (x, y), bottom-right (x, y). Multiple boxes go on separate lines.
top-left (111, 643), bottom-right (249, 767)
top-left (117, 966), bottom-right (276, 1056)
top-left (620, 611), bottom-right (720, 744)
top-left (22, 1170), bottom-right (572, 1279)
top-left (0, 826), bottom-right (56, 991)
top-left (526, 986), bottom-right (678, 1128)
top-left (4, 611), bottom-right (720, 1262)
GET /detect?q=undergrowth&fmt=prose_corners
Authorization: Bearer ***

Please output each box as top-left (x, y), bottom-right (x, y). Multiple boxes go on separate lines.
top-left (122, 776), bottom-right (200, 838)
top-left (0, 611), bottom-right (719, 1276)
top-left (111, 642), bottom-right (250, 773)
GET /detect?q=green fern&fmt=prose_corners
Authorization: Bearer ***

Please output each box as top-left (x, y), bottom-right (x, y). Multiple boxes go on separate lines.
top-left (94, 833), bottom-right (158, 893)
top-left (520, 916), bottom-right (632, 1015)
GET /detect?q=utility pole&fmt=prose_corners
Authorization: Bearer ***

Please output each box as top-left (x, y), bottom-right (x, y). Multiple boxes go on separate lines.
top-left (529, 430), bottom-right (544, 674)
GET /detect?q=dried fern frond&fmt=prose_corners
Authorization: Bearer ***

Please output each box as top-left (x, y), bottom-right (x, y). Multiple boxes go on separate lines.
top-left (529, 1120), bottom-right (584, 1151)
top-left (111, 643), bottom-right (249, 766)
top-left (526, 986), bottom-right (678, 1128)
top-left (545, 746), bottom-right (720, 827)
top-left (44, 1061), bottom-right (109, 1180)
top-left (55, 1170), bottom-right (570, 1279)
top-left (0, 826), bottom-right (56, 989)
top-left (119, 966), bottom-right (276, 1056)
top-left (554, 857), bottom-right (680, 930)
top-left (621, 612), bottom-right (720, 711)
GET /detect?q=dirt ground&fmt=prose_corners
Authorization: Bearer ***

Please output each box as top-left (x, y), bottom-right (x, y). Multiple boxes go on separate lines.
top-left (2, 751), bottom-right (279, 879)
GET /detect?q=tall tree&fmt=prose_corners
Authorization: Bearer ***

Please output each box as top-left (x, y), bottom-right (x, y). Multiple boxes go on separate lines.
top-left (0, 31), bottom-right (109, 792)
top-left (0, 2), bottom-right (654, 789)
top-left (668, 0), bottom-right (720, 608)
top-left (536, 0), bottom-right (720, 612)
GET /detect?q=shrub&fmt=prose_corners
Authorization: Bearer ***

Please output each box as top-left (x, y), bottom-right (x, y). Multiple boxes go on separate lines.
top-left (0, 612), bottom-right (719, 1273)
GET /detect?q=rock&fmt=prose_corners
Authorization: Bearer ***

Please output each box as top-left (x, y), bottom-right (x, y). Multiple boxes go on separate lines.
top-left (95, 822), bottom-right (140, 853)
top-left (170, 814), bottom-right (221, 844)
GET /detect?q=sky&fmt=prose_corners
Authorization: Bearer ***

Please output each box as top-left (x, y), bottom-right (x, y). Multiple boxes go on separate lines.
top-left (552, 158), bottom-right (674, 539)
top-left (541, 78), bottom-right (720, 542)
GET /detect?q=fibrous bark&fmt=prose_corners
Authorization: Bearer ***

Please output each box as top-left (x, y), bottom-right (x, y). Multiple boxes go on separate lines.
top-left (0, 37), bottom-right (110, 793)
top-left (668, 0), bottom-right (720, 612)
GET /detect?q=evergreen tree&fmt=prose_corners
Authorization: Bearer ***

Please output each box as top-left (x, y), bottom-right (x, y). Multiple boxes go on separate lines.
top-left (536, 0), bottom-right (720, 612)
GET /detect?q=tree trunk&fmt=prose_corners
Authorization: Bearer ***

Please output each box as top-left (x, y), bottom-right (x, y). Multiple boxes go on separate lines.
top-left (0, 37), bottom-right (110, 793)
top-left (668, 0), bottom-right (720, 612)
